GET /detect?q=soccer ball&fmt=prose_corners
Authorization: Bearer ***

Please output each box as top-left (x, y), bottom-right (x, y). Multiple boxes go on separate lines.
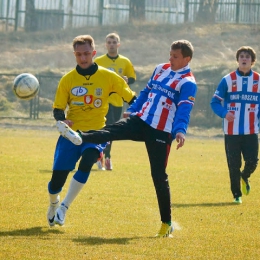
top-left (13, 73), bottom-right (40, 100)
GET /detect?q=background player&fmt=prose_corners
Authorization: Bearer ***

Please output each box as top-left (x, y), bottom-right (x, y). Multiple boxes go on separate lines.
top-left (94, 32), bottom-right (136, 170)
top-left (211, 46), bottom-right (259, 204)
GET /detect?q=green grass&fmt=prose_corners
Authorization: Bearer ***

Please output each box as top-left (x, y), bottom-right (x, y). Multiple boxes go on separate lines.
top-left (0, 127), bottom-right (260, 260)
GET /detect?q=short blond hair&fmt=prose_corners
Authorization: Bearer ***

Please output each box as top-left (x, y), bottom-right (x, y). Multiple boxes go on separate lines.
top-left (72, 35), bottom-right (95, 50)
top-left (105, 32), bottom-right (120, 42)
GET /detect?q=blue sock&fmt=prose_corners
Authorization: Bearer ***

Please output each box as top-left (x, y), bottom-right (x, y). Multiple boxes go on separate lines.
top-left (73, 170), bottom-right (90, 184)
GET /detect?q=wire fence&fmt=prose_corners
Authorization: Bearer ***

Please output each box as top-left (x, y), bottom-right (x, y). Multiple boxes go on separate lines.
top-left (0, 0), bottom-right (260, 32)
top-left (0, 73), bottom-right (220, 128)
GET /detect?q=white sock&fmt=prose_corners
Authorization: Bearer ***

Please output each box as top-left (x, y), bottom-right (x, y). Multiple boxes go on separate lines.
top-left (61, 177), bottom-right (84, 208)
top-left (49, 193), bottom-right (60, 204)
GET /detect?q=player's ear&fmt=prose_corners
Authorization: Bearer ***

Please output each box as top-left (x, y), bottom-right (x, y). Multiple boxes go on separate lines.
top-left (92, 50), bottom-right (97, 57)
top-left (185, 56), bottom-right (191, 63)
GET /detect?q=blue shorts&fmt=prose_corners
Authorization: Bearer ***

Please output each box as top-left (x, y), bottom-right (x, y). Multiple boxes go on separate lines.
top-left (53, 136), bottom-right (108, 171)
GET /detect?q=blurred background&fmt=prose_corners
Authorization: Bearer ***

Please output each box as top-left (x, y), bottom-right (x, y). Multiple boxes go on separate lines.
top-left (0, 0), bottom-right (260, 128)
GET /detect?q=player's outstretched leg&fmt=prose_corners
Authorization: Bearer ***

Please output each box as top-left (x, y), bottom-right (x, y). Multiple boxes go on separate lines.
top-left (56, 121), bottom-right (82, 145)
top-left (155, 222), bottom-right (174, 238)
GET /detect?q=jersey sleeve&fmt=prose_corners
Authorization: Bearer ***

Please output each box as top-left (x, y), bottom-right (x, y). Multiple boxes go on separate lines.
top-left (127, 85), bottom-right (150, 113)
top-left (110, 72), bottom-right (136, 103)
top-left (127, 67), bottom-right (156, 113)
top-left (53, 76), bottom-right (70, 110)
top-left (171, 80), bottom-right (197, 138)
top-left (210, 78), bottom-right (228, 118)
top-left (124, 59), bottom-right (136, 80)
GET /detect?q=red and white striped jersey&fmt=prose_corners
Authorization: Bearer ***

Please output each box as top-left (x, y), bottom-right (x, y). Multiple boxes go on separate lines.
top-left (128, 63), bottom-right (197, 137)
top-left (211, 69), bottom-right (260, 135)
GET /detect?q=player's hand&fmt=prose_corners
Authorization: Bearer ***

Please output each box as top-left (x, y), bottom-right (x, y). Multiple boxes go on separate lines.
top-left (63, 119), bottom-right (73, 127)
top-left (225, 112), bottom-right (235, 122)
top-left (123, 112), bottom-right (131, 118)
top-left (175, 132), bottom-right (185, 150)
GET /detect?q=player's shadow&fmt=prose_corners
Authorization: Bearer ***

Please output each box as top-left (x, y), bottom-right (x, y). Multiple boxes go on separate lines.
top-left (172, 202), bottom-right (235, 208)
top-left (39, 169), bottom-right (52, 174)
top-left (0, 226), bottom-right (64, 237)
top-left (73, 236), bottom-right (140, 245)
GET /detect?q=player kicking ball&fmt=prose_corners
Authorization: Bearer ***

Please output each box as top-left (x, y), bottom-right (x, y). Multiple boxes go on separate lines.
top-left (56, 39), bottom-right (197, 238)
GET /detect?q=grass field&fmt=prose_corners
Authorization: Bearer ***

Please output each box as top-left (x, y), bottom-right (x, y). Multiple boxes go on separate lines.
top-left (0, 127), bottom-right (260, 260)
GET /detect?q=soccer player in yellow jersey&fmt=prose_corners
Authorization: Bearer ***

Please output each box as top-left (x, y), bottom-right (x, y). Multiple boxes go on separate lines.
top-left (46, 35), bottom-right (136, 227)
top-left (94, 32), bottom-right (136, 170)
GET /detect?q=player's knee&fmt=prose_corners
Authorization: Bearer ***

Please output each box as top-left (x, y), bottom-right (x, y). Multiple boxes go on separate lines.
top-left (50, 170), bottom-right (70, 192)
top-left (79, 148), bottom-right (100, 172)
top-left (246, 158), bottom-right (259, 174)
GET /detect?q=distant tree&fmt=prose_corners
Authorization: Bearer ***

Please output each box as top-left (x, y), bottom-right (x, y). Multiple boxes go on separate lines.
top-left (129, 0), bottom-right (145, 23)
top-left (25, 0), bottom-right (37, 32)
top-left (196, 0), bottom-right (219, 24)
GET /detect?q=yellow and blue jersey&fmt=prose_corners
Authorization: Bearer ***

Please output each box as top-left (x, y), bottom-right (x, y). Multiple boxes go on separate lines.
top-left (53, 65), bottom-right (135, 131)
top-left (94, 54), bottom-right (136, 107)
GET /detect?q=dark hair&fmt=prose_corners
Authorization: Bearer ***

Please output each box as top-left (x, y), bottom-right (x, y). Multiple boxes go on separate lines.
top-left (236, 46), bottom-right (256, 65)
top-left (72, 35), bottom-right (95, 50)
top-left (171, 40), bottom-right (194, 59)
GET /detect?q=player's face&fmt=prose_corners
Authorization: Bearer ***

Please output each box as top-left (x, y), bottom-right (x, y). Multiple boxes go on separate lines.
top-left (74, 43), bottom-right (96, 69)
top-left (169, 49), bottom-right (190, 71)
top-left (238, 51), bottom-right (252, 72)
top-left (105, 37), bottom-right (119, 56)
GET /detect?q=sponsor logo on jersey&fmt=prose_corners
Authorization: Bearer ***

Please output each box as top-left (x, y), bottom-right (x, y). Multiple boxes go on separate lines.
top-left (232, 80), bottom-right (237, 88)
top-left (152, 84), bottom-right (175, 99)
top-left (227, 106), bottom-right (239, 111)
top-left (71, 86), bottom-right (88, 96)
top-left (84, 95), bottom-right (93, 104)
top-left (230, 94), bottom-right (239, 100)
top-left (108, 67), bottom-right (115, 72)
top-left (229, 94), bottom-right (258, 102)
top-left (71, 101), bottom-right (84, 106)
top-left (161, 102), bottom-right (173, 111)
top-left (95, 88), bottom-right (103, 96)
top-left (94, 99), bottom-right (102, 108)
top-left (241, 94), bottom-right (258, 101)
top-left (253, 81), bottom-right (259, 91)
top-left (118, 68), bottom-right (123, 74)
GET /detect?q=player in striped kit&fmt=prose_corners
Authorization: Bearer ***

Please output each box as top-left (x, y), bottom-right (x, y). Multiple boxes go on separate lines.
top-left (56, 40), bottom-right (197, 237)
top-left (211, 46), bottom-right (259, 204)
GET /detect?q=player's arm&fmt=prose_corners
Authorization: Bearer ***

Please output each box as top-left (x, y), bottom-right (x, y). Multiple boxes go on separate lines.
top-left (53, 108), bottom-right (65, 121)
top-left (210, 78), bottom-right (228, 118)
top-left (52, 77), bottom-right (73, 126)
top-left (171, 81), bottom-right (197, 139)
top-left (124, 59), bottom-right (136, 85)
top-left (127, 77), bottom-right (135, 85)
top-left (127, 66), bottom-right (157, 113)
top-left (127, 84), bottom-right (151, 113)
top-left (53, 108), bottom-right (73, 126)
